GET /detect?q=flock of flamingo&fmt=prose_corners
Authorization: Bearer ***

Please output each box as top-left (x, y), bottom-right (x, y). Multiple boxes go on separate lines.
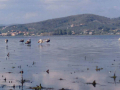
top-left (4, 38), bottom-right (50, 89)
top-left (5, 38), bottom-right (50, 44)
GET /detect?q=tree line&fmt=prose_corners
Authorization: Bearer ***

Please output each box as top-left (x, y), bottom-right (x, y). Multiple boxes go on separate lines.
top-left (53, 29), bottom-right (72, 35)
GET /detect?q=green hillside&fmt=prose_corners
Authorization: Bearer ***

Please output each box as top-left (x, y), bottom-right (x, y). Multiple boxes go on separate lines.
top-left (1, 14), bottom-right (120, 35)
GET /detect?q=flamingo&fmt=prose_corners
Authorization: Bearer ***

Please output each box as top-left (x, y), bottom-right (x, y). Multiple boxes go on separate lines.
top-left (38, 39), bottom-right (45, 44)
top-left (19, 39), bottom-right (24, 42)
top-left (118, 38), bottom-right (120, 41)
top-left (5, 39), bottom-right (8, 43)
top-left (25, 39), bottom-right (31, 44)
top-left (46, 38), bottom-right (50, 43)
top-left (38, 38), bottom-right (50, 44)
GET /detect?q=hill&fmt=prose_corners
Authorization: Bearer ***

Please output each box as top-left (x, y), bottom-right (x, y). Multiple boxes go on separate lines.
top-left (1, 14), bottom-right (120, 36)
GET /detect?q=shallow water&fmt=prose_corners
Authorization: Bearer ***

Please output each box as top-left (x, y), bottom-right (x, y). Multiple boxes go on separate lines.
top-left (0, 35), bottom-right (120, 90)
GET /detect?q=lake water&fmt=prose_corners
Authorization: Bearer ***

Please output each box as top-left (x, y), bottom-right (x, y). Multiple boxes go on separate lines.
top-left (0, 35), bottom-right (120, 90)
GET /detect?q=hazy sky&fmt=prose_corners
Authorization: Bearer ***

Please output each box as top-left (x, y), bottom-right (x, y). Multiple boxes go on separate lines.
top-left (0, 0), bottom-right (120, 25)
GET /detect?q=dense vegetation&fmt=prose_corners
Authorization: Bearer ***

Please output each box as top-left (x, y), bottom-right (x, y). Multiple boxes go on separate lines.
top-left (1, 14), bottom-right (120, 35)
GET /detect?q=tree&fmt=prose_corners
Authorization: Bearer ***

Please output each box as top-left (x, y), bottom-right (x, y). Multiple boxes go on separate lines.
top-left (67, 30), bottom-right (72, 35)
top-left (62, 30), bottom-right (67, 35)
top-left (59, 30), bottom-right (63, 35)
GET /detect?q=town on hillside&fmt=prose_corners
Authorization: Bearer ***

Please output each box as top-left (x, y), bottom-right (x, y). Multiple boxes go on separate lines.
top-left (1, 14), bottom-right (120, 36)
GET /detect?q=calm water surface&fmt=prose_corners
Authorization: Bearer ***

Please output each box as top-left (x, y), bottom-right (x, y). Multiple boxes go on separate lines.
top-left (0, 35), bottom-right (120, 90)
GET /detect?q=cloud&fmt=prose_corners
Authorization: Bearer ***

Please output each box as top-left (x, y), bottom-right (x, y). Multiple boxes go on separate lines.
top-left (24, 12), bottom-right (38, 19)
top-left (38, 0), bottom-right (95, 15)
top-left (36, 0), bottom-right (96, 20)
top-left (38, 0), bottom-right (120, 18)
top-left (113, 6), bottom-right (120, 10)
top-left (0, 0), bottom-right (10, 9)
top-left (32, 71), bottom-right (80, 90)
top-left (0, 0), bottom-right (9, 1)
top-left (0, 4), bottom-right (7, 9)
top-left (0, 0), bottom-right (120, 24)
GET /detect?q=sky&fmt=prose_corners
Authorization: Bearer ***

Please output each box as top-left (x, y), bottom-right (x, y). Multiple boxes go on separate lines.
top-left (0, 0), bottom-right (120, 25)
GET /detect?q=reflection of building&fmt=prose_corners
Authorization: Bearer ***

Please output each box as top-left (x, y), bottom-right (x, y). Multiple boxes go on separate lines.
top-left (116, 32), bottom-right (120, 35)
top-left (23, 32), bottom-right (29, 36)
top-left (72, 31), bottom-right (75, 34)
top-left (11, 33), bottom-right (16, 36)
top-left (2, 33), bottom-right (8, 36)
top-left (83, 30), bottom-right (89, 34)
top-left (2, 32), bottom-right (11, 36)
top-left (71, 24), bottom-right (74, 27)
top-left (80, 23), bottom-right (84, 25)
top-left (89, 31), bottom-right (94, 35)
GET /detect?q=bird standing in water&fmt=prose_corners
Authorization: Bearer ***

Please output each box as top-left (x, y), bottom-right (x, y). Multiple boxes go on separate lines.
top-left (5, 39), bottom-right (8, 43)
top-left (46, 38), bottom-right (50, 43)
top-left (25, 39), bottom-right (31, 44)
top-left (38, 38), bottom-right (50, 44)
top-left (38, 39), bottom-right (45, 44)
top-left (19, 39), bottom-right (24, 42)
